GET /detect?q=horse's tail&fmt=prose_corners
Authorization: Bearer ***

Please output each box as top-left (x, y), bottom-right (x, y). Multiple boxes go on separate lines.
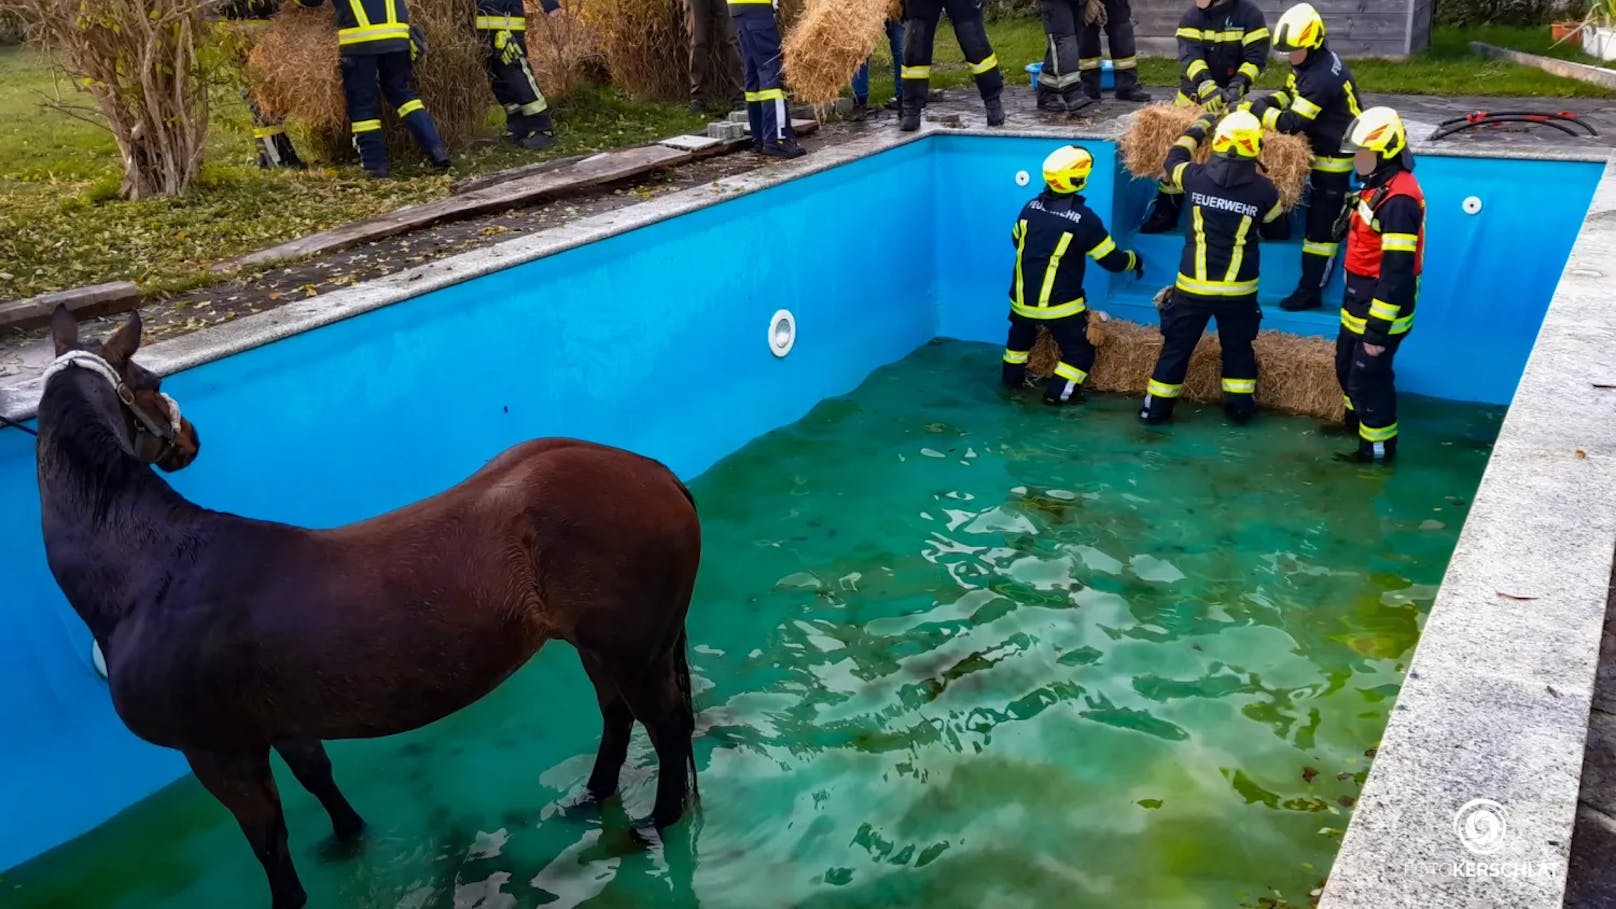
top-left (672, 626), bottom-right (701, 808)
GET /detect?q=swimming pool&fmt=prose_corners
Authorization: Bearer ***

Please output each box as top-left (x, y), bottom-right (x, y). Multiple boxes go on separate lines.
top-left (0, 132), bottom-right (1604, 898)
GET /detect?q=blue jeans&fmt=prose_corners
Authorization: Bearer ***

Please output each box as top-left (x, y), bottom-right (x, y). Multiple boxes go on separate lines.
top-left (851, 21), bottom-right (905, 103)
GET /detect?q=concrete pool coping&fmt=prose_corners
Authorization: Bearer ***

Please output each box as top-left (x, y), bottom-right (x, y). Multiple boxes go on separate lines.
top-left (3, 113), bottom-right (1614, 907)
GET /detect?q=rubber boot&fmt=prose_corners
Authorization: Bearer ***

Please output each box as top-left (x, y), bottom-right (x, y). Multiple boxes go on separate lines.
top-left (1037, 89), bottom-right (1067, 113)
top-left (1062, 88), bottom-right (1097, 115)
top-left (520, 110), bottom-right (556, 150)
top-left (354, 130), bottom-right (390, 178)
top-left (1002, 362), bottom-right (1028, 389)
top-left (402, 108), bottom-right (451, 169)
top-left (1225, 400), bottom-right (1255, 425)
top-left (984, 94), bottom-right (1006, 127)
top-left (1279, 286), bottom-right (1323, 312)
top-left (1139, 190), bottom-right (1182, 234)
top-left (748, 101), bottom-right (765, 150)
top-left (1139, 395), bottom-right (1175, 424)
top-left (900, 80), bottom-right (926, 131)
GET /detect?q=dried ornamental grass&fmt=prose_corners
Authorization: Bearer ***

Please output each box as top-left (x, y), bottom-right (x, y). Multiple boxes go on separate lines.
top-left (782, 0), bottom-right (892, 106)
top-left (575, 0), bottom-right (685, 101)
top-left (1030, 315), bottom-right (1344, 421)
top-left (1119, 102), bottom-right (1314, 210)
top-left (522, 1), bottom-right (607, 99)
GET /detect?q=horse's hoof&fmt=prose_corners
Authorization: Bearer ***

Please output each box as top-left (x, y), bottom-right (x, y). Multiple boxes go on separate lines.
top-left (334, 815), bottom-right (367, 842)
top-left (315, 832), bottom-right (366, 864)
top-left (558, 788), bottom-right (616, 817)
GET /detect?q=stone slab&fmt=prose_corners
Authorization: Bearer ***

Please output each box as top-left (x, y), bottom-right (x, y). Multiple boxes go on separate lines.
top-left (1472, 41), bottom-right (1616, 92)
top-left (660, 134), bottom-right (725, 152)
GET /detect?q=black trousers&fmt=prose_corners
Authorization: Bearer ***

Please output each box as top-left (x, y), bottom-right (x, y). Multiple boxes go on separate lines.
top-left (482, 29), bottom-right (553, 137)
top-left (1037, 0), bottom-right (1084, 104)
top-left (903, 0), bottom-right (1003, 109)
top-left (1143, 291), bottom-right (1260, 420)
top-left (1297, 168), bottom-right (1352, 293)
top-left (1003, 311), bottom-right (1093, 403)
top-left (685, 0), bottom-right (743, 105)
top-left (1078, 0), bottom-right (1141, 93)
top-left (1336, 284), bottom-right (1404, 459)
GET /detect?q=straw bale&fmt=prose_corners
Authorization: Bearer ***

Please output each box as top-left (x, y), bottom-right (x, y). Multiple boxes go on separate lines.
top-left (1119, 102), bottom-right (1314, 210)
top-left (247, 0), bottom-right (490, 160)
top-left (1030, 313), bottom-right (1344, 421)
top-left (782, 0), bottom-right (892, 106)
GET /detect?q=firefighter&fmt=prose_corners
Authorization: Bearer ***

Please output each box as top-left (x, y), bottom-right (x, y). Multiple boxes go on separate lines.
top-left (1077, 0), bottom-right (1151, 105)
top-left (1141, 110), bottom-right (1285, 426)
top-left (476, 0), bottom-right (562, 150)
top-left (1138, 0), bottom-right (1268, 233)
top-left (219, 0), bottom-right (306, 169)
top-left (1244, 2), bottom-right (1363, 312)
top-left (295, 0), bottom-right (452, 178)
top-left (1003, 145), bottom-right (1145, 406)
top-left (1336, 106), bottom-right (1423, 463)
top-left (729, 0), bottom-right (805, 157)
top-left (900, 0), bottom-right (1005, 132)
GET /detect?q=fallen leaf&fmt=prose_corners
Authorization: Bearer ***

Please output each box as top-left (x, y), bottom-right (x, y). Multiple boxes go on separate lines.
top-left (1302, 766), bottom-right (1318, 784)
top-left (1548, 685), bottom-right (1561, 698)
top-left (1594, 383), bottom-right (1616, 389)
top-left (1497, 592), bottom-right (1539, 601)
top-left (1576, 449), bottom-right (1588, 459)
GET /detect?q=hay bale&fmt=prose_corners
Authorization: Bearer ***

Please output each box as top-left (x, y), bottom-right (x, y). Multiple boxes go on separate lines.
top-left (782, 0), bottom-right (892, 106)
top-left (1029, 316), bottom-right (1344, 421)
top-left (575, 0), bottom-right (686, 101)
top-left (247, 0), bottom-right (490, 161)
top-left (1119, 102), bottom-right (1314, 210)
top-left (523, 2), bottom-right (608, 100)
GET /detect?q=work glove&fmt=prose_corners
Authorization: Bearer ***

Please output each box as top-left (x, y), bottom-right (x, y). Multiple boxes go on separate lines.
top-left (1195, 80), bottom-right (1224, 114)
top-left (1131, 251), bottom-right (1146, 279)
top-left (1331, 190), bottom-right (1360, 242)
top-left (495, 29), bottom-right (521, 65)
top-left (1221, 84), bottom-right (1245, 109)
top-left (409, 23), bottom-right (429, 62)
top-left (1083, 0), bottom-right (1107, 26)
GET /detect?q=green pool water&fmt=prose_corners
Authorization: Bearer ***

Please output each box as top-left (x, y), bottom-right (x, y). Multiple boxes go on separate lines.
top-left (4, 339), bottom-right (1501, 909)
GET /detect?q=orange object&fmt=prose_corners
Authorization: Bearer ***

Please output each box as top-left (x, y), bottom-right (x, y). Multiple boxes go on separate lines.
top-left (1551, 21), bottom-right (1579, 42)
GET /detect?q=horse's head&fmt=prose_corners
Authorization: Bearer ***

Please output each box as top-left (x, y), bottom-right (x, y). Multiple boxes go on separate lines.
top-left (48, 305), bottom-right (201, 472)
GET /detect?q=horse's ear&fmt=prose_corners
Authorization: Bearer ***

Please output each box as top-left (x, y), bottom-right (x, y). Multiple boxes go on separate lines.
top-left (50, 304), bottom-right (78, 355)
top-left (101, 312), bottom-right (142, 365)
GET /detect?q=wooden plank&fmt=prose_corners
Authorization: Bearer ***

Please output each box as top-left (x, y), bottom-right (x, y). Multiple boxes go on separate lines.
top-left (0, 281), bottom-right (141, 332)
top-left (217, 119), bottom-right (819, 275)
top-left (1471, 41), bottom-right (1616, 90)
top-left (451, 153), bottom-right (590, 194)
top-left (217, 144), bottom-right (695, 273)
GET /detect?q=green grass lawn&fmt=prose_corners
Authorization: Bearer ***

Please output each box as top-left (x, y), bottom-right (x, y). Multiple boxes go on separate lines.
top-left (887, 21), bottom-right (1616, 100)
top-left (0, 20), bottom-right (1610, 302)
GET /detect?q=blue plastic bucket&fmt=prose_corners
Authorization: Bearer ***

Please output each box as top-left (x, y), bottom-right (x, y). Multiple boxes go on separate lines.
top-left (1025, 59), bottom-right (1115, 91)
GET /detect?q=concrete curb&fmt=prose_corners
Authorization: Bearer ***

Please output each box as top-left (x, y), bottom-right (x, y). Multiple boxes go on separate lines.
top-left (1472, 41), bottom-right (1616, 92)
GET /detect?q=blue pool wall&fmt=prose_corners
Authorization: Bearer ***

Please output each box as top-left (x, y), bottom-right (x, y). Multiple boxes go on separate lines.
top-left (932, 134), bottom-right (1602, 406)
top-left (0, 135), bottom-right (1601, 873)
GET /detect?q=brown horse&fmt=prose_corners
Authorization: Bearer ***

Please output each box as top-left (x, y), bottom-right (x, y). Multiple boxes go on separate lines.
top-left (35, 306), bottom-right (702, 908)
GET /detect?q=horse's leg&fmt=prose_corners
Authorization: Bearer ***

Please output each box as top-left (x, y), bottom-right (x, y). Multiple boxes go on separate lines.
top-left (185, 747), bottom-right (307, 909)
top-left (614, 637), bottom-right (698, 830)
top-left (273, 739), bottom-right (366, 841)
top-left (579, 650), bottom-right (635, 801)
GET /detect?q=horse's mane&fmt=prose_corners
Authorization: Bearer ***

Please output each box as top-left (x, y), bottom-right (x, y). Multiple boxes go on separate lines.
top-left (39, 370), bottom-right (183, 521)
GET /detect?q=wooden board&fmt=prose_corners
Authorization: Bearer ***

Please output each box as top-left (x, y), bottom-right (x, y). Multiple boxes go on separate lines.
top-left (1471, 41), bottom-right (1616, 91)
top-left (0, 282), bottom-right (140, 333)
top-left (218, 144), bottom-right (694, 272)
